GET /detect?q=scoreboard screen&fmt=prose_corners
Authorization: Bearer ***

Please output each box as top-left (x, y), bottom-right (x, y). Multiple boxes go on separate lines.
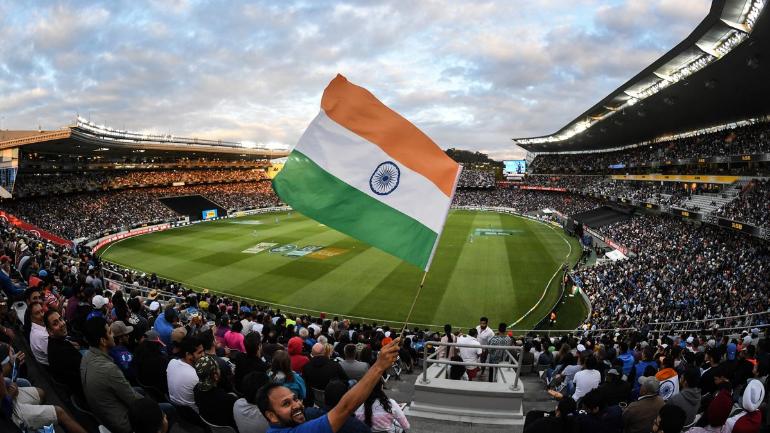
top-left (503, 160), bottom-right (527, 176)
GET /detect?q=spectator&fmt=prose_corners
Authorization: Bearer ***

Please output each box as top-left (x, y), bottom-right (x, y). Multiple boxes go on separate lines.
top-left (287, 335), bottom-right (310, 374)
top-left (572, 354), bottom-right (601, 402)
top-left (232, 331), bottom-right (269, 394)
top-left (28, 302), bottom-right (48, 366)
top-left (128, 397), bottom-right (169, 433)
top-left (233, 371), bottom-right (271, 433)
top-left (193, 354), bottom-right (238, 429)
top-left (623, 376), bottom-right (665, 433)
top-left (340, 344), bottom-right (369, 382)
top-left (457, 328), bottom-right (482, 380)
top-left (224, 320), bottom-right (246, 352)
top-left (305, 380), bottom-right (371, 433)
top-left (596, 368), bottom-right (631, 407)
top-left (81, 316), bottom-right (141, 433)
top-left (668, 368), bottom-right (701, 426)
top-left (487, 322), bottom-right (513, 382)
top-left (109, 321), bottom-right (135, 380)
top-left (724, 379), bottom-right (764, 433)
top-left (303, 343), bottom-right (349, 405)
top-left (153, 308), bottom-right (178, 347)
top-left (255, 338), bottom-right (399, 433)
top-left (269, 349), bottom-right (307, 401)
top-left (653, 404), bottom-right (687, 433)
top-left (354, 379), bottom-right (409, 433)
top-left (438, 324), bottom-right (457, 359)
top-left (523, 397), bottom-right (577, 433)
top-left (45, 309), bottom-right (83, 399)
top-left (167, 335), bottom-right (203, 411)
top-left (131, 330), bottom-right (170, 393)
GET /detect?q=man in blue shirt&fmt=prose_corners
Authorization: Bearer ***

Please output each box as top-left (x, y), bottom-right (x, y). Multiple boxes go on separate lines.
top-left (257, 338), bottom-right (400, 433)
top-left (153, 308), bottom-right (178, 347)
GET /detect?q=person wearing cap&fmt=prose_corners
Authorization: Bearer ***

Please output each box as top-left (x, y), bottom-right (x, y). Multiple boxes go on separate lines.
top-left (109, 321), bottom-right (135, 380)
top-left (668, 367), bottom-right (701, 426)
top-left (194, 355), bottom-right (238, 429)
top-left (81, 316), bottom-right (142, 433)
top-left (623, 376), bottom-right (665, 433)
top-left (87, 294), bottom-right (109, 321)
top-left (45, 309), bottom-right (84, 399)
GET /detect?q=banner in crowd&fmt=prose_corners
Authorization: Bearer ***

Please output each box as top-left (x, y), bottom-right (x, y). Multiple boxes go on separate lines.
top-left (517, 185), bottom-right (568, 192)
top-left (0, 211), bottom-right (72, 246)
top-left (611, 174), bottom-right (740, 184)
top-left (273, 75), bottom-right (462, 271)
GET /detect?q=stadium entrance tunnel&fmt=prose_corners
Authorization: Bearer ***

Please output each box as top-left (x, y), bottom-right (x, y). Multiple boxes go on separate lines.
top-left (158, 194), bottom-right (227, 221)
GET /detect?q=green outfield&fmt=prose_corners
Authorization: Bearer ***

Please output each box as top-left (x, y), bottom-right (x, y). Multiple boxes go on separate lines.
top-left (99, 210), bottom-right (583, 330)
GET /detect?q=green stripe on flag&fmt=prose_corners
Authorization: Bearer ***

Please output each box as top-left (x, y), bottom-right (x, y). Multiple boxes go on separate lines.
top-left (272, 150), bottom-right (438, 270)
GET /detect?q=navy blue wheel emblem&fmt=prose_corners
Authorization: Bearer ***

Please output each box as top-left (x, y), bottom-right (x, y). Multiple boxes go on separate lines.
top-left (369, 161), bottom-right (400, 195)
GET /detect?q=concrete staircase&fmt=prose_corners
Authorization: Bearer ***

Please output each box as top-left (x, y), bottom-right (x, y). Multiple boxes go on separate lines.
top-left (671, 181), bottom-right (742, 214)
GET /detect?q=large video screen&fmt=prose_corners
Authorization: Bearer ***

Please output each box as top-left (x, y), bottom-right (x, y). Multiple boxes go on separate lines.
top-left (503, 160), bottom-right (527, 176)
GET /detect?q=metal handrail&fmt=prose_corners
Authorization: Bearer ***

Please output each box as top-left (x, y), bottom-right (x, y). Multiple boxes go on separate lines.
top-left (421, 341), bottom-right (523, 390)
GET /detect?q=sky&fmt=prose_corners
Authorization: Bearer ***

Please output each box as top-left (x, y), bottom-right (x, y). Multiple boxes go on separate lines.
top-left (0, 0), bottom-right (711, 160)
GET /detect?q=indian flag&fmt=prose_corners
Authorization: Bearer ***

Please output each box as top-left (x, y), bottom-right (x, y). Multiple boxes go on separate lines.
top-left (273, 75), bottom-right (462, 271)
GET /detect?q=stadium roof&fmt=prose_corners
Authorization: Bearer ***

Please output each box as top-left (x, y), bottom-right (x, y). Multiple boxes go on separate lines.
top-left (0, 118), bottom-right (290, 160)
top-left (513, 0), bottom-right (770, 153)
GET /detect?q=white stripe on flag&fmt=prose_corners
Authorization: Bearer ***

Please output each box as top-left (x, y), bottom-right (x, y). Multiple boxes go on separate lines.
top-left (295, 110), bottom-right (452, 234)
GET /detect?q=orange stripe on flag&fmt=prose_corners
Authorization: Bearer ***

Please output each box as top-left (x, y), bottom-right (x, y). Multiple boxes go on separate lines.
top-left (321, 74), bottom-right (459, 197)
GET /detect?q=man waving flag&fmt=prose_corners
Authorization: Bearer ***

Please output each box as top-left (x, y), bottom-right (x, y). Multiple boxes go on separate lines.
top-left (272, 74), bottom-right (462, 271)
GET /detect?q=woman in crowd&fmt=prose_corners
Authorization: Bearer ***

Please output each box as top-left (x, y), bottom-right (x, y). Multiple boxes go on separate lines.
top-left (355, 379), bottom-right (410, 432)
top-left (268, 349), bottom-right (306, 400)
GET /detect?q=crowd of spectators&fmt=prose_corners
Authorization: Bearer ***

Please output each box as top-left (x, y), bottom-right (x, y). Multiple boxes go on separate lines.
top-left (574, 213), bottom-right (770, 331)
top-left (530, 122), bottom-right (770, 174)
top-left (456, 168), bottom-right (495, 189)
top-left (2, 181), bottom-right (279, 240)
top-left (453, 188), bottom-right (603, 216)
top-left (714, 179), bottom-right (770, 228)
top-left (0, 200), bottom-right (767, 433)
top-left (13, 168), bottom-right (268, 197)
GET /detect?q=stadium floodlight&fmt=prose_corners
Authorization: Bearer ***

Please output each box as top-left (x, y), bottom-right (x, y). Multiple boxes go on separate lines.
top-left (746, 0), bottom-right (766, 31)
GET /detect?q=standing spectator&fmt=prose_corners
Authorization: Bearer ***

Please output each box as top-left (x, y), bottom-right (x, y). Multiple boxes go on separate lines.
top-left (81, 316), bottom-right (141, 433)
top-left (167, 335), bottom-right (203, 411)
top-left (438, 324), bottom-right (457, 359)
top-left (623, 376), bottom-right (665, 433)
top-left (457, 328), bottom-right (482, 380)
top-left (487, 322), bottom-right (512, 382)
top-left (476, 317), bottom-right (494, 376)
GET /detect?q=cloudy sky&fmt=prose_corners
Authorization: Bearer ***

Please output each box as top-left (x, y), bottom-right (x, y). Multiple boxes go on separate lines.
top-left (0, 0), bottom-right (711, 159)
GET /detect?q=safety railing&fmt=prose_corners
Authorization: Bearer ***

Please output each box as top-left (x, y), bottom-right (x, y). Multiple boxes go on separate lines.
top-left (420, 341), bottom-right (524, 390)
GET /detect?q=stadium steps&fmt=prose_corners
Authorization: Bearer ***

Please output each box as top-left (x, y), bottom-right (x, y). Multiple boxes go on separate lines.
top-left (673, 182), bottom-right (742, 214)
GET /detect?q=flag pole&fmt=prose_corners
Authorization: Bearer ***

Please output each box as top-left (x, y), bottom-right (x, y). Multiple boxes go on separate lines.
top-left (401, 271), bottom-right (429, 336)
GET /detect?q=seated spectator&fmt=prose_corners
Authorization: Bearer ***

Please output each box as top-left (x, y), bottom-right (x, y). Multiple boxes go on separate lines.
top-left (109, 320), bottom-right (135, 381)
top-left (0, 367), bottom-right (86, 433)
top-left (193, 355), bottom-right (238, 429)
top-left (28, 302), bottom-right (48, 366)
top-left (576, 389), bottom-right (622, 433)
top-left (44, 309), bottom-right (84, 398)
top-left (128, 397), bottom-right (169, 433)
top-left (303, 343), bottom-right (349, 405)
top-left (685, 385), bottom-right (733, 433)
top-left (596, 368), bottom-right (630, 407)
top-left (724, 379), bottom-right (765, 433)
top-left (623, 376), bottom-right (664, 433)
top-left (457, 328), bottom-right (482, 380)
top-left (233, 332), bottom-right (269, 393)
top-left (653, 404), bottom-right (687, 433)
top-left (81, 316), bottom-right (141, 433)
top-left (572, 353), bottom-right (601, 402)
top-left (288, 335), bottom-right (310, 374)
top-left (233, 371), bottom-right (270, 433)
top-left (131, 330), bottom-right (170, 392)
top-left (449, 355), bottom-right (469, 380)
top-left (523, 398), bottom-right (577, 433)
top-left (154, 308), bottom-right (178, 347)
top-left (198, 329), bottom-right (234, 392)
top-left (269, 349), bottom-right (307, 401)
top-left (167, 335), bottom-right (203, 411)
top-left (354, 379), bottom-right (409, 433)
top-left (305, 380), bottom-right (371, 433)
top-left (340, 343), bottom-right (369, 382)
top-left (668, 368), bottom-right (701, 426)
top-left (224, 320), bottom-right (246, 352)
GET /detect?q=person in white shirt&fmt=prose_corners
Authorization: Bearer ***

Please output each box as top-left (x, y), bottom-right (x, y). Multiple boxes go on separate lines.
top-left (457, 328), bottom-right (482, 380)
top-left (572, 353), bottom-right (601, 402)
top-left (29, 303), bottom-right (49, 366)
top-left (475, 317), bottom-right (495, 377)
top-left (167, 335), bottom-right (204, 411)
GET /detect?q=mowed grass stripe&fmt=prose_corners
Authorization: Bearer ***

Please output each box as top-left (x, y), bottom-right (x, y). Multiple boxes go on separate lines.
top-left (100, 210), bottom-right (583, 329)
